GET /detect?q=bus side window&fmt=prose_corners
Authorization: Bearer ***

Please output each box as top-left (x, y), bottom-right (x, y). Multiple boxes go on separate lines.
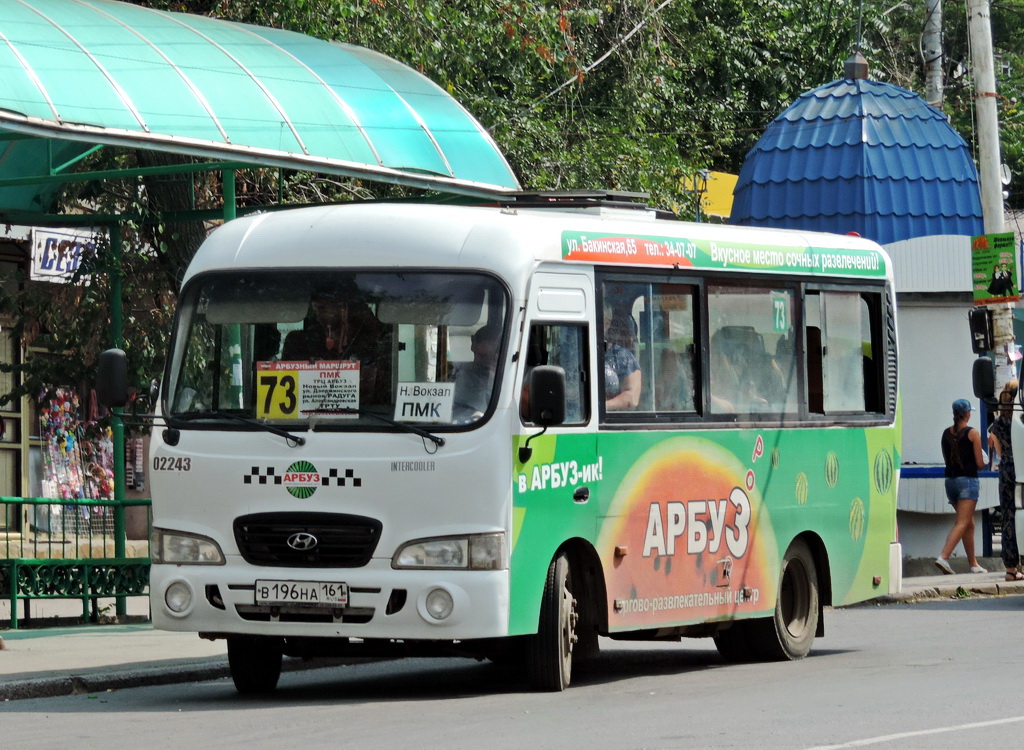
top-left (521, 323), bottom-right (589, 425)
top-left (806, 290), bottom-right (885, 415)
top-left (650, 286), bottom-right (697, 414)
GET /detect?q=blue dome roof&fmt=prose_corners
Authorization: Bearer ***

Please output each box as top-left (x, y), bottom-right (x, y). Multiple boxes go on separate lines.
top-left (731, 78), bottom-right (983, 245)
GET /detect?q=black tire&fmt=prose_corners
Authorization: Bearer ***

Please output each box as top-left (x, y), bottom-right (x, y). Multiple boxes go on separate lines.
top-left (227, 636), bottom-right (283, 694)
top-left (527, 554), bottom-right (577, 691)
top-left (713, 620), bottom-right (753, 662)
top-left (748, 539), bottom-right (819, 660)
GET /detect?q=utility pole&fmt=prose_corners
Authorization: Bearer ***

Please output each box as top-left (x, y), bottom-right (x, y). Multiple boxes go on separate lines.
top-left (923, 0), bottom-right (943, 107)
top-left (969, 0), bottom-right (1014, 391)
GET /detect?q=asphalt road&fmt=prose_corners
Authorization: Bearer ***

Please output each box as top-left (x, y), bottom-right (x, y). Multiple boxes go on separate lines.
top-left (3, 595), bottom-right (1024, 749)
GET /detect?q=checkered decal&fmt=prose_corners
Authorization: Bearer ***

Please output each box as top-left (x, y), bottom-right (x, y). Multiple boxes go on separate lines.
top-left (322, 468), bottom-right (362, 487)
top-left (244, 467), bottom-right (283, 485)
top-left (242, 467), bottom-right (361, 487)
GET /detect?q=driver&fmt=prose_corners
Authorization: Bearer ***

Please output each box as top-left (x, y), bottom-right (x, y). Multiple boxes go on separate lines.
top-left (454, 323), bottom-right (501, 419)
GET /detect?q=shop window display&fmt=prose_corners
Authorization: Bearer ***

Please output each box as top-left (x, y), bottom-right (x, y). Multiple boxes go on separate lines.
top-left (36, 387), bottom-right (114, 535)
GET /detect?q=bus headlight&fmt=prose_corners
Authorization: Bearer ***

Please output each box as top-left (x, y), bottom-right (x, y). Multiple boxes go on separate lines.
top-left (392, 533), bottom-right (506, 570)
top-left (152, 528), bottom-right (225, 565)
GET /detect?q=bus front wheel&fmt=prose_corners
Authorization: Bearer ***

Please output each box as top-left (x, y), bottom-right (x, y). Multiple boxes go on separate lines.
top-left (527, 553), bottom-right (577, 691)
top-left (750, 539), bottom-right (819, 660)
top-left (227, 636), bottom-right (283, 694)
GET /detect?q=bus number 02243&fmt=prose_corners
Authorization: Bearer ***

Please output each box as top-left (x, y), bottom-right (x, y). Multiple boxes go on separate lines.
top-left (153, 456), bottom-right (192, 471)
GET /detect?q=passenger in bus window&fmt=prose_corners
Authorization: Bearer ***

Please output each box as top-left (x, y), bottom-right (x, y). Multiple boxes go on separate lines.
top-left (709, 345), bottom-right (738, 413)
top-left (454, 323), bottom-right (500, 420)
top-left (710, 328), bottom-right (768, 413)
top-left (655, 348), bottom-right (694, 412)
top-left (604, 306), bottom-right (641, 410)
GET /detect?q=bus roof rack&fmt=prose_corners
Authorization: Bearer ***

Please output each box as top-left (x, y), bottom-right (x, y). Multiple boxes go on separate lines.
top-left (497, 190), bottom-right (676, 220)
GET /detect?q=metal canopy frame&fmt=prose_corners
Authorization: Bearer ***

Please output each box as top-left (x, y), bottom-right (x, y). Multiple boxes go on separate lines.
top-left (0, 0), bottom-right (518, 223)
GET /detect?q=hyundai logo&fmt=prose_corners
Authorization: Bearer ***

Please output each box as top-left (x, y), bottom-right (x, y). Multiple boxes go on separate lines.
top-left (287, 532), bottom-right (319, 551)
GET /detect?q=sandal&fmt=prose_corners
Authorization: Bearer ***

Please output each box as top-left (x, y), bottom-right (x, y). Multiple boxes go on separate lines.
top-left (1006, 570), bottom-right (1024, 581)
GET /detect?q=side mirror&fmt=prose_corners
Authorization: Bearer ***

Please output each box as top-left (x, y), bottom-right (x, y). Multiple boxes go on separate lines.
top-left (518, 366), bottom-right (567, 464)
top-left (972, 357), bottom-right (995, 401)
top-left (97, 348), bottom-right (129, 408)
top-left (528, 365), bottom-right (566, 427)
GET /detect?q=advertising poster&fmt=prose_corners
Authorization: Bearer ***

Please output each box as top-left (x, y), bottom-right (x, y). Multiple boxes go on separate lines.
top-left (972, 232), bottom-right (1019, 305)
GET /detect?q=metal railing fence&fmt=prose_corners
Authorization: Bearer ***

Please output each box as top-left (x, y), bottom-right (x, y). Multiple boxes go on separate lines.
top-left (1, 496), bottom-right (151, 629)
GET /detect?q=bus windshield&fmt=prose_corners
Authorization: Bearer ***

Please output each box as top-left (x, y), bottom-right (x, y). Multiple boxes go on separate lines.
top-left (165, 270), bottom-right (509, 430)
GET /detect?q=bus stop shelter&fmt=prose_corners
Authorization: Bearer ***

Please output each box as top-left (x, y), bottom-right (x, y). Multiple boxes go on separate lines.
top-left (0, 0), bottom-right (519, 620)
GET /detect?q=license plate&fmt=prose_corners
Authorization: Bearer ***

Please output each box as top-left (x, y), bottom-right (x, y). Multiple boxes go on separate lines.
top-left (255, 579), bottom-right (348, 608)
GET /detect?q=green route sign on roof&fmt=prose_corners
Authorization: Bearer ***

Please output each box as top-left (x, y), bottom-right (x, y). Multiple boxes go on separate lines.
top-left (561, 230), bottom-right (888, 278)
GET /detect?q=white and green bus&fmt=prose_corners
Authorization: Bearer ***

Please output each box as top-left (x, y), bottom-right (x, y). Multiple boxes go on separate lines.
top-left (102, 196), bottom-right (900, 692)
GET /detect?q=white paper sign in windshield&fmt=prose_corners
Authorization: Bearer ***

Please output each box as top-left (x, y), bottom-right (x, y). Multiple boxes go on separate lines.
top-left (395, 382), bottom-right (455, 423)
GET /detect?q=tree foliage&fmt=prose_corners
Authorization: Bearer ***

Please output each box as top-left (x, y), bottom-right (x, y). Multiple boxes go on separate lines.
top-left (5, 0), bottom-right (1024, 403)
top-left (149, 0), bottom-right (1024, 209)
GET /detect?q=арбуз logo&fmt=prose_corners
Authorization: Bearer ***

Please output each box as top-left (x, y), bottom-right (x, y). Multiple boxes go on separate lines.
top-left (283, 460), bottom-right (320, 499)
top-left (243, 463), bottom-right (362, 497)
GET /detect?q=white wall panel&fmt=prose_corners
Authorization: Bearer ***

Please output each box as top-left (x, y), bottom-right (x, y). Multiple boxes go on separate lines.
top-left (887, 235), bottom-right (971, 293)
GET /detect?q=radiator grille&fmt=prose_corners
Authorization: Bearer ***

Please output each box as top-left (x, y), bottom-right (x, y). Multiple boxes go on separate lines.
top-left (233, 512), bottom-right (381, 568)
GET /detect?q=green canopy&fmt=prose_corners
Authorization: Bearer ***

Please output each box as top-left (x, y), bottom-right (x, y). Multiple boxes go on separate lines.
top-left (0, 0), bottom-right (520, 215)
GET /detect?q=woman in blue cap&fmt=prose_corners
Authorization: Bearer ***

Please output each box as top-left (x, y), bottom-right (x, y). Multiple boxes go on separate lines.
top-left (935, 398), bottom-right (988, 574)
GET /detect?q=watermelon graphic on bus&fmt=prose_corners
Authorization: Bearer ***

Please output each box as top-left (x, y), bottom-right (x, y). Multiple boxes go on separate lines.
top-left (598, 436), bottom-right (780, 628)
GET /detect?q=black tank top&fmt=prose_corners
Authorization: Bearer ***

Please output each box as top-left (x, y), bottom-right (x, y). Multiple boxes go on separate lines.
top-left (942, 426), bottom-right (978, 478)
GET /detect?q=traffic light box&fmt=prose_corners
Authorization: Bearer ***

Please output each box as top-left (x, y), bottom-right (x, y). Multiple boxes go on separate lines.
top-left (969, 307), bottom-right (993, 353)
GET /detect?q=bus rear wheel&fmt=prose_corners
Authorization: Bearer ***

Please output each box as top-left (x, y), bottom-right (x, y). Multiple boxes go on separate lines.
top-left (749, 539), bottom-right (819, 660)
top-left (527, 553), bottom-right (577, 691)
top-left (227, 636), bottom-right (283, 694)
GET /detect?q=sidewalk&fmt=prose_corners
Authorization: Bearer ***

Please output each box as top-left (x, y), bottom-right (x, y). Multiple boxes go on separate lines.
top-left (2, 569), bottom-right (1023, 702)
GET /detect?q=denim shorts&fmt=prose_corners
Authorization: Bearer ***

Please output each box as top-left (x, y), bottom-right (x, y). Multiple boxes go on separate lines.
top-left (945, 476), bottom-right (980, 505)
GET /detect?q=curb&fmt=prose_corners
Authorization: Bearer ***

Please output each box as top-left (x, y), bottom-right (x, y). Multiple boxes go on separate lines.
top-left (875, 579), bottom-right (1024, 604)
top-left (1, 660), bottom-right (230, 701)
top-left (0, 655), bottom-right (378, 702)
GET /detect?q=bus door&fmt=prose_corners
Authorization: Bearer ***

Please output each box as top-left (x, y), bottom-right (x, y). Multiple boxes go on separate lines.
top-left (510, 271), bottom-right (599, 633)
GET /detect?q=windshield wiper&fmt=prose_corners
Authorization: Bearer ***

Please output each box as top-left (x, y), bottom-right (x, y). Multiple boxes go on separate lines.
top-left (171, 410), bottom-right (306, 446)
top-left (305, 407), bottom-right (445, 448)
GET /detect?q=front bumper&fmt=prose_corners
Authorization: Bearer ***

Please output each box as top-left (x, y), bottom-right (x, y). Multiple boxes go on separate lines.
top-left (150, 558), bottom-right (510, 641)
